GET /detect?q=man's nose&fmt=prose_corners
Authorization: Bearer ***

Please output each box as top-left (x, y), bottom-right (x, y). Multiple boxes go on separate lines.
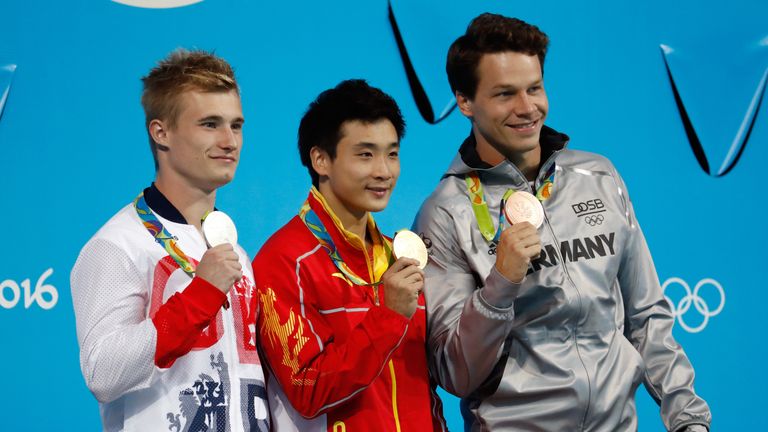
top-left (372, 155), bottom-right (393, 178)
top-left (513, 93), bottom-right (537, 116)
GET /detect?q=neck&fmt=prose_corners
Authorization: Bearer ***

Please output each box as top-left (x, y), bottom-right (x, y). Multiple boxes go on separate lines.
top-left (317, 184), bottom-right (368, 245)
top-left (155, 173), bottom-right (216, 231)
top-left (510, 146), bottom-right (541, 181)
top-left (474, 129), bottom-right (541, 181)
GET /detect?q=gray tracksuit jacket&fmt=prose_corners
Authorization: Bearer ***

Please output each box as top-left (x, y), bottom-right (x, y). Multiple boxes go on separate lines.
top-left (413, 127), bottom-right (711, 431)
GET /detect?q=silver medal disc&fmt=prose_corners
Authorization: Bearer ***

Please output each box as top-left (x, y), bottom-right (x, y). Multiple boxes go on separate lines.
top-left (392, 229), bottom-right (428, 269)
top-left (504, 191), bottom-right (544, 228)
top-left (202, 211), bottom-right (238, 247)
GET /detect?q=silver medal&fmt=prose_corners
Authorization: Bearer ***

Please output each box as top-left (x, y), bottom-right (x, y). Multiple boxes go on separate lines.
top-left (202, 211), bottom-right (238, 247)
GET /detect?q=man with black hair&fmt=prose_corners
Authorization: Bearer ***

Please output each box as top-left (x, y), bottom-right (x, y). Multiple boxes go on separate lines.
top-left (414, 13), bottom-right (711, 431)
top-left (253, 79), bottom-right (445, 431)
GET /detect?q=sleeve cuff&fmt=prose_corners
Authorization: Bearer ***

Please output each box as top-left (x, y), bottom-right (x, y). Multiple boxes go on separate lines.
top-left (674, 422), bottom-right (709, 432)
top-left (479, 266), bottom-right (522, 309)
top-left (183, 277), bottom-right (228, 322)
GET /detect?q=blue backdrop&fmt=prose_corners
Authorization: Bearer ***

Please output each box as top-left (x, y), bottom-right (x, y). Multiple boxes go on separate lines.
top-left (1, 0), bottom-right (765, 430)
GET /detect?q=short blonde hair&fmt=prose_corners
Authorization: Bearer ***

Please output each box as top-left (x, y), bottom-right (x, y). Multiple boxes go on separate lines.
top-left (141, 49), bottom-right (239, 166)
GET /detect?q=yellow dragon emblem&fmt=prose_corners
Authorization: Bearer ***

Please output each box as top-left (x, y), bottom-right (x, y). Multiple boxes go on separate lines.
top-left (259, 287), bottom-right (315, 385)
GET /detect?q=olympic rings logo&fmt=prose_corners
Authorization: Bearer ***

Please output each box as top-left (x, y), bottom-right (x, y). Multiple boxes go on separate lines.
top-left (662, 277), bottom-right (725, 333)
top-left (584, 214), bottom-right (604, 226)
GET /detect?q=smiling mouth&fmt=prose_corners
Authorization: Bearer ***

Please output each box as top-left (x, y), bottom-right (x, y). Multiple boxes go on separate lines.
top-left (367, 186), bottom-right (390, 197)
top-left (507, 118), bottom-right (540, 131)
top-left (211, 156), bottom-right (237, 163)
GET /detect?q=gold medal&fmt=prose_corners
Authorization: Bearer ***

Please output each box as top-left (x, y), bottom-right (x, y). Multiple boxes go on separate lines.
top-left (393, 230), bottom-right (428, 269)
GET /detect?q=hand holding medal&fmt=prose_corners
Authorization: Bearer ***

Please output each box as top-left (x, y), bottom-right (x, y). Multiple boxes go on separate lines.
top-left (197, 211), bottom-right (242, 295)
top-left (496, 191), bottom-right (543, 283)
top-left (381, 229), bottom-right (428, 319)
top-left (464, 169), bottom-right (552, 284)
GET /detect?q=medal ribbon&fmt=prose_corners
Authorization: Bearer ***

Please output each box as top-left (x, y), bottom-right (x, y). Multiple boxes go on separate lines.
top-left (134, 192), bottom-right (196, 277)
top-left (299, 203), bottom-right (392, 288)
top-left (465, 165), bottom-right (556, 244)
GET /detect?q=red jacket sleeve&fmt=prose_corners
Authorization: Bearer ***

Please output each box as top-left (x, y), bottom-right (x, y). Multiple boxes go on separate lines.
top-left (253, 249), bottom-right (409, 418)
top-left (151, 277), bottom-right (227, 368)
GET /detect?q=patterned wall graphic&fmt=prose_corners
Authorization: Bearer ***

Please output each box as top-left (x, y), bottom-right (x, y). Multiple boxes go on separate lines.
top-left (662, 45), bottom-right (767, 177)
top-left (0, 64), bottom-right (16, 121)
top-left (388, 1), bottom-right (456, 124)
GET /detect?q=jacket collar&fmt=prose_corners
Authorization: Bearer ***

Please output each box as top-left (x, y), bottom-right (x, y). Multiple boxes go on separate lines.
top-left (304, 187), bottom-right (391, 283)
top-left (143, 183), bottom-right (187, 224)
top-left (447, 125), bottom-right (569, 187)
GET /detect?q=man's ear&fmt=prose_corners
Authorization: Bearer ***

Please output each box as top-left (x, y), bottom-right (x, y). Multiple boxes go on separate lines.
top-left (310, 146), bottom-right (331, 177)
top-left (456, 91), bottom-right (474, 118)
top-left (148, 119), bottom-right (170, 151)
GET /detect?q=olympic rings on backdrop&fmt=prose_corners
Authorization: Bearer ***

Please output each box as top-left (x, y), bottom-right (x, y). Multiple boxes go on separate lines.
top-left (662, 277), bottom-right (725, 333)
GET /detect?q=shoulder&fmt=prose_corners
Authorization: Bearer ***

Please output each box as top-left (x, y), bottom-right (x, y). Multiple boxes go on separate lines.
top-left (416, 174), bottom-right (469, 226)
top-left (557, 149), bottom-right (617, 173)
top-left (80, 204), bottom-right (149, 256)
top-left (72, 204), bottom-right (150, 281)
top-left (556, 149), bottom-right (628, 194)
top-left (253, 216), bottom-right (321, 267)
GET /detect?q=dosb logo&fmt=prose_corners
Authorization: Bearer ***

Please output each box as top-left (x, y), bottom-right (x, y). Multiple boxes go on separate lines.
top-left (571, 198), bottom-right (605, 215)
top-left (1, 268), bottom-right (58, 310)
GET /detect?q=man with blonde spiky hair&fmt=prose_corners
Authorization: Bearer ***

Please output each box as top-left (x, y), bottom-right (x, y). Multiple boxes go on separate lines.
top-left (71, 49), bottom-right (269, 432)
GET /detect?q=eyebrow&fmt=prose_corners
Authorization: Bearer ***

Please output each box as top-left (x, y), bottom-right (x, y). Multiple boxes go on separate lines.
top-left (492, 79), bottom-right (543, 91)
top-left (197, 115), bottom-right (245, 124)
top-left (352, 141), bottom-right (400, 150)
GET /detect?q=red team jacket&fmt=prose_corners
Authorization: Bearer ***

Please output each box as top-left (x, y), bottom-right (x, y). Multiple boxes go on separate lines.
top-left (253, 188), bottom-right (444, 431)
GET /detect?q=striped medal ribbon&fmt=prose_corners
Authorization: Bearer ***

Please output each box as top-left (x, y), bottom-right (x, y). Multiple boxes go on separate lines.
top-left (134, 192), bottom-right (196, 277)
top-left (465, 164), bottom-right (556, 244)
top-left (299, 204), bottom-right (393, 289)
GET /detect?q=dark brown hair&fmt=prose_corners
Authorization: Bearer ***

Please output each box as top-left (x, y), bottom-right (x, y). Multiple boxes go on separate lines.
top-left (447, 13), bottom-right (549, 98)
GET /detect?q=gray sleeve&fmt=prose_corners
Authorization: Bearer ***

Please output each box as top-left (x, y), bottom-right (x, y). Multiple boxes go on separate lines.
top-left (612, 170), bottom-right (712, 431)
top-left (71, 238), bottom-right (160, 403)
top-left (414, 201), bottom-right (519, 398)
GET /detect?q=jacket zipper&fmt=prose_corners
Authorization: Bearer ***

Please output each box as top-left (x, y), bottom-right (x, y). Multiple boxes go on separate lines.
top-left (535, 163), bottom-right (593, 431)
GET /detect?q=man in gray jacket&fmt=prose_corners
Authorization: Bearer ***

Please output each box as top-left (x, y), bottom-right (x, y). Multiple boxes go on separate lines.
top-left (413, 13), bottom-right (711, 431)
